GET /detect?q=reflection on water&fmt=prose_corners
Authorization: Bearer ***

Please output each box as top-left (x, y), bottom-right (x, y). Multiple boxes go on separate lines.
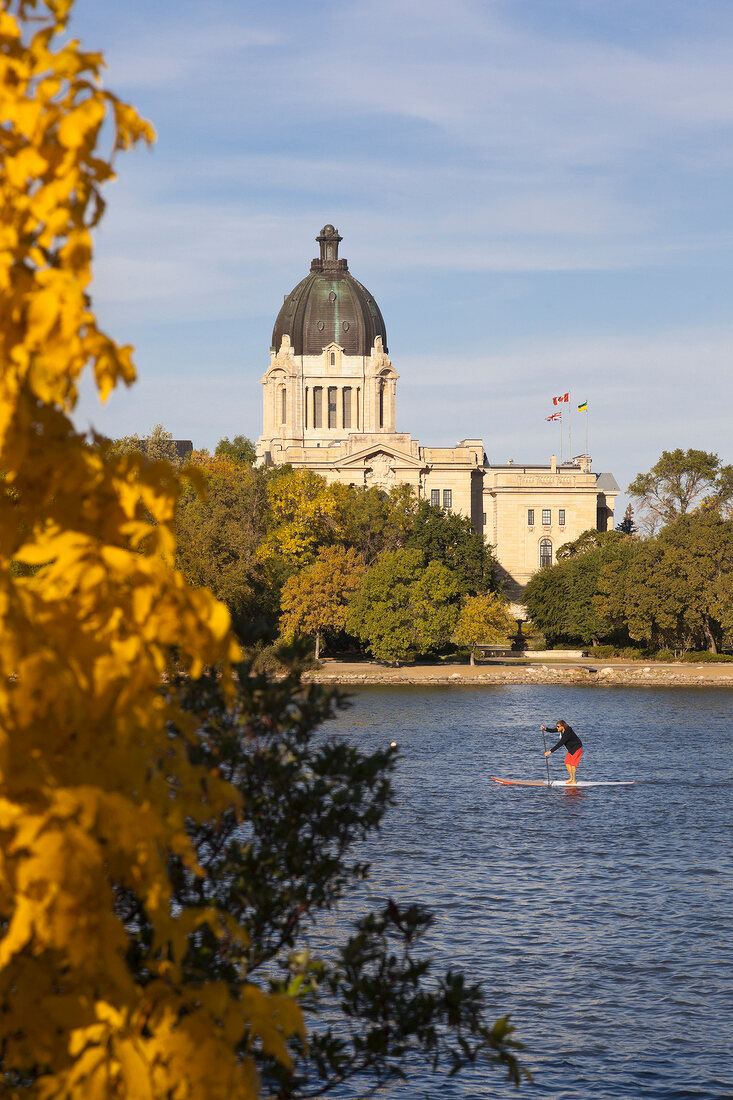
top-left (322, 685), bottom-right (733, 1099)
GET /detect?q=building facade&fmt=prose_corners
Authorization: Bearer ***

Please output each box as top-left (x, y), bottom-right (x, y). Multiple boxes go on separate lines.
top-left (257, 226), bottom-right (618, 597)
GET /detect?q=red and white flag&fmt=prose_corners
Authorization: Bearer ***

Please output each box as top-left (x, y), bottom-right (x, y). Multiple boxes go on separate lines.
top-left (552, 392), bottom-right (570, 406)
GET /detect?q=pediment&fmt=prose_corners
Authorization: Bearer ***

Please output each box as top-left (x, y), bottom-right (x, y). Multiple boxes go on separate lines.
top-left (331, 443), bottom-right (426, 471)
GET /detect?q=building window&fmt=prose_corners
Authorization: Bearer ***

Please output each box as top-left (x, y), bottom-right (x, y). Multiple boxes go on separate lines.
top-left (356, 387), bottom-right (360, 429)
top-left (539, 539), bottom-right (552, 567)
top-left (431, 489), bottom-right (440, 507)
top-left (443, 489), bottom-right (452, 509)
top-left (343, 387), bottom-right (352, 428)
top-left (330, 351), bottom-right (335, 366)
top-left (305, 387), bottom-right (308, 429)
top-left (542, 508), bottom-right (551, 525)
top-left (328, 386), bottom-right (337, 428)
top-left (378, 380), bottom-right (385, 428)
top-left (313, 387), bottom-right (323, 429)
top-left (482, 512), bottom-right (487, 525)
top-left (280, 387), bottom-right (286, 425)
top-left (528, 509), bottom-right (534, 526)
top-left (559, 508), bottom-right (566, 526)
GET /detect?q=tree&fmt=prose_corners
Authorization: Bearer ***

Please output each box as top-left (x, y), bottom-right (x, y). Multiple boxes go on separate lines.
top-left (524, 531), bottom-right (635, 647)
top-left (627, 448), bottom-right (733, 533)
top-left (405, 498), bottom-right (497, 595)
top-left (452, 593), bottom-right (516, 665)
top-left (280, 546), bottom-right (366, 658)
top-left (616, 503), bottom-right (636, 535)
top-left (258, 467), bottom-right (341, 571)
top-left (215, 434), bottom-right (257, 466)
top-left (346, 548), bottom-right (460, 663)
top-left (0, 5), bottom-right (296, 1095)
top-left (598, 511), bottom-right (733, 653)
top-left (110, 422), bottom-right (183, 464)
top-left (150, 653), bottom-right (528, 1097)
top-left (176, 453), bottom-right (275, 635)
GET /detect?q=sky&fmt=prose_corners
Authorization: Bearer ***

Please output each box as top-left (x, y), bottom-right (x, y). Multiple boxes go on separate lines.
top-left (70, 0), bottom-right (733, 512)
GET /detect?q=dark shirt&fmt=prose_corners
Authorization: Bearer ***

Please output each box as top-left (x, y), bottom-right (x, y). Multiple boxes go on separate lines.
top-left (545, 724), bottom-right (582, 754)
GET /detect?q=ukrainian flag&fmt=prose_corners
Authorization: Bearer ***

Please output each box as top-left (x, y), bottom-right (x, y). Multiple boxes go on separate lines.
top-left (577, 400), bottom-right (588, 412)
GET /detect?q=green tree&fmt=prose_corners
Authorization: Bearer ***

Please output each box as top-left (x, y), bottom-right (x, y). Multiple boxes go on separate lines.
top-left (215, 433), bottom-right (257, 466)
top-left (346, 548), bottom-right (460, 663)
top-left (452, 593), bottom-right (516, 664)
top-left (148, 652), bottom-right (528, 1097)
top-left (627, 448), bottom-right (733, 533)
top-left (405, 498), bottom-right (497, 595)
top-left (616, 503), bottom-right (636, 535)
top-left (525, 530), bottom-right (635, 647)
top-left (599, 511), bottom-right (733, 653)
top-left (110, 422), bottom-right (183, 464)
top-left (280, 546), bottom-right (366, 658)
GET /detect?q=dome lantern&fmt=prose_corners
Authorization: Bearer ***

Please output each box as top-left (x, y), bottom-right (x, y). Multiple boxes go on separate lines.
top-left (271, 225), bottom-right (388, 357)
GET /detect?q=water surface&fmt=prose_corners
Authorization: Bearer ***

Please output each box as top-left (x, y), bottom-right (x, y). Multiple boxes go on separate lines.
top-left (324, 685), bottom-right (733, 1099)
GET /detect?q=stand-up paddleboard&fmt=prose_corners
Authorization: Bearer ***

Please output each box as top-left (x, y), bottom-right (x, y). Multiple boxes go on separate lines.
top-left (491, 777), bottom-right (635, 787)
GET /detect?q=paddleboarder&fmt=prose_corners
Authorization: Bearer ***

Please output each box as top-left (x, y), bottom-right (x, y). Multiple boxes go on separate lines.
top-left (541, 720), bottom-right (583, 785)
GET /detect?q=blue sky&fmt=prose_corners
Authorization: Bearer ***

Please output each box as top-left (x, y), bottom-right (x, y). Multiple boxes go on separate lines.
top-left (71, 0), bottom-right (733, 510)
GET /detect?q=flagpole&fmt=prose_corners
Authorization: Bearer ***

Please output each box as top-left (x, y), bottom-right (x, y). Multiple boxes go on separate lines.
top-left (582, 401), bottom-right (589, 456)
top-left (568, 393), bottom-right (572, 463)
top-left (559, 413), bottom-right (563, 463)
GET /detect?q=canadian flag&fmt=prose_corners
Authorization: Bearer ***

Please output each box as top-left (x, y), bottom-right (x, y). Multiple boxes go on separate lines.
top-left (552, 392), bottom-right (570, 406)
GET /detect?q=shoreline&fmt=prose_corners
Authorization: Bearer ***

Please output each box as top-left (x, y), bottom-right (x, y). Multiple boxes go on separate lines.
top-left (305, 657), bottom-right (733, 688)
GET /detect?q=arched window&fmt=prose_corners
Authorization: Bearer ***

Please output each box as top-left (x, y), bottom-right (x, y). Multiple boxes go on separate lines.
top-left (330, 352), bottom-right (335, 366)
top-left (539, 539), bottom-right (552, 568)
top-left (280, 386), bottom-right (286, 425)
top-left (378, 379), bottom-right (385, 428)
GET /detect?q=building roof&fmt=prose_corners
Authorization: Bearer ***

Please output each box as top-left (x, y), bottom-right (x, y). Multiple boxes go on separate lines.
top-left (595, 472), bottom-right (620, 492)
top-left (271, 225), bottom-right (388, 356)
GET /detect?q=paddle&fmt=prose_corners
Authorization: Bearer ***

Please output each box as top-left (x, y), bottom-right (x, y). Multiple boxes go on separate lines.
top-left (540, 728), bottom-right (551, 787)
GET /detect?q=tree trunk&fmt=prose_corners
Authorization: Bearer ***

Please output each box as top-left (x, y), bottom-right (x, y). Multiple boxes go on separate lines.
top-left (470, 645), bottom-right (475, 666)
top-left (315, 632), bottom-right (321, 660)
top-left (702, 615), bottom-right (718, 654)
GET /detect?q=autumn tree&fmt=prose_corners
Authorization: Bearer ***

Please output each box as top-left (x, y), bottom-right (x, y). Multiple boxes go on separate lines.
top-left (627, 448), bottom-right (733, 533)
top-left (279, 545), bottom-right (365, 659)
top-left (176, 453), bottom-right (275, 635)
top-left (258, 467), bottom-right (341, 573)
top-left (346, 548), bottom-right (460, 663)
top-left (0, 5), bottom-right (298, 1095)
top-left (452, 593), bottom-right (516, 665)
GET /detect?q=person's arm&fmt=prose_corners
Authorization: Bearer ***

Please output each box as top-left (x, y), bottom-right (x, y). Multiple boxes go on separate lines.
top-left (541, 725), bottom-right (563, 754)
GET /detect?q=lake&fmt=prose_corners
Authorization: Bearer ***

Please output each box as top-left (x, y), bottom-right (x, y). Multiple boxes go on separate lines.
top-left (323, 685), bottom-right (733, 1099)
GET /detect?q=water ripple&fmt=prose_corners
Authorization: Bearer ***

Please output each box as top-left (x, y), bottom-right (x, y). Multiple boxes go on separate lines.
top-left (322, 685), bottom-right (733, 1099)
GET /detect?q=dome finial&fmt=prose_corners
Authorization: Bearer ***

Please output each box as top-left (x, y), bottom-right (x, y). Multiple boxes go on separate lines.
top-left (315, 224), bottom-right (344, 270)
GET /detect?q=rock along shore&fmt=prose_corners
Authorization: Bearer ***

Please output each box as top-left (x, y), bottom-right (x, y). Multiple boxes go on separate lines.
top-left (304, 657), bottom-right (733, 688)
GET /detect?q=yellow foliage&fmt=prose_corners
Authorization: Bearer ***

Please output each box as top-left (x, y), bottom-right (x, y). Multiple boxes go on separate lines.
top-left (0, 2), bottom-right (300, 1095)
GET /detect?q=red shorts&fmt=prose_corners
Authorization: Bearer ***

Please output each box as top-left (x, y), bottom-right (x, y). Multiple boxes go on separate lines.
top-left (565, 747), bottom-right (583, 767)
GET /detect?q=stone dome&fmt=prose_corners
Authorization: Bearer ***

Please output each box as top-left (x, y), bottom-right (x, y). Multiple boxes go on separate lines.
top-left (271, 225), bottom-right (388, 356)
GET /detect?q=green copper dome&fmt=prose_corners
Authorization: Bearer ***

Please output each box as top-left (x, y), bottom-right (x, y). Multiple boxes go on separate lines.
top-left (272, 225), bottom-right (388, 357)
